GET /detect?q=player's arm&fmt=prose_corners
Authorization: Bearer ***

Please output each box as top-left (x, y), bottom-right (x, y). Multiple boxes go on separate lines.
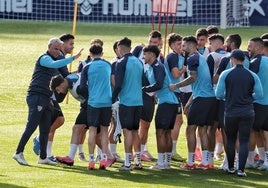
top-left (142, 65), bottom-right (165, 92)
top-left (77, 64), bottom-right (89, 99)
top-left (169, 70), bottom-right (197, 90)
top-left (112, 60), bottom-right (126, 103)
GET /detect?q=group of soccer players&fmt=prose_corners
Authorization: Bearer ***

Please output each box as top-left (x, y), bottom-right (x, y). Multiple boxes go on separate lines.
top-left (13, 26), bottom-right (268, 177)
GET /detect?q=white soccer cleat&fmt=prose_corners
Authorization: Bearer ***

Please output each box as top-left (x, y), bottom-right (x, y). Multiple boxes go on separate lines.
top-left (38, 158), bottom-right (57, 165)
top-left (13, 152), bottom-right (28, 165)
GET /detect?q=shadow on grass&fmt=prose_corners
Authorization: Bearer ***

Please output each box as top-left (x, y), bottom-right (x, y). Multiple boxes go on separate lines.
top-left (32, 161), bottom-right (267, 188)
top-left (0, 183), bottom-right (28, 188)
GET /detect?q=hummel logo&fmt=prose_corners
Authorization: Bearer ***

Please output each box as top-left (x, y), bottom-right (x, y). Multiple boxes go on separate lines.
top-left (245, 0), bottom-right (265, 17)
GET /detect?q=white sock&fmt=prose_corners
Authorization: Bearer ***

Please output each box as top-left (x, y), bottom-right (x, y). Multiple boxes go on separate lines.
top-left (89, 154), bottom-right (94, 162)
top-left (208, 151), bottom-right (214, 165)
top-left (141, 144), bottom-right (145, 154)
top-left (201, 150), bottom-right (209, 165)
top-left (236, 152), bottom-right (239, 170)
top-left (172, 141), bottom-right (177, 154)
top-left (188, 152), bottom-right (195, 165)
top-left (258, 147), bottom-right (265, 161)
top-left (125, 153), bottom-right (132, 167)
top-left (101, 153), bottom-right (107, 161)
top-left (109, 143), bottom-right (117, 154)
top-left (78, 144), bottom-right (84, 154)
top-left (135, 152), bottom-right (141, 164)
top-left (165, 152), bottom-right (172, 165)
top-left (247, 151), bottom-right (255, 165)
top-left (46, 141), bottom-right (52, 157)
top-left (157, 153), bottom-right (165, 166)
top-left (68, 144), bottom-right (78, 160)
top-left (215, 143), bottom-right (223, 155)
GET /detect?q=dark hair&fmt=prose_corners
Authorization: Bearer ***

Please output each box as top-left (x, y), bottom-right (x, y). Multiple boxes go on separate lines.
top-left (167, 33), bottom-right (182, 46)
top-left (206, 25), bottom-right (219, 35)
top-left (59, 34), bottom-right (74, 42)
top-left (89, 44), bottom-right (103, 55)
top-left (143, 45), bottom-right (160, 57)
top-left (149, 30), bottom-right (162, 39)
top-left (250, 37), bottom-right (264, 46)
top-left (196, 28), bottom-right (208, 38)
top-left (261, 33), bottom-right (268, 40)
top-left (50, 75), bottom-right (65, 91)
top-left (208, 34), bottom-right (224, 44)
top-left (90, 38), bottom-right (103, 46)
top-left (118, 37), bottom-right (131, 48)
top-left (263, 39), bottom-right (268, 48)
top-left (227, 34), bottom-right (242, 49)
top-left (183, 36), bottom-right (198, 46)
top-left (113, 40), bottom-right (119, 52)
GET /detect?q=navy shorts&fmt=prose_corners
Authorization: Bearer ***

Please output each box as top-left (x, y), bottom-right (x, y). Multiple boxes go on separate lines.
top-left (75, 106), bottom-right (88, 127)
top-left (51, 100), bottom-right (63, 123)
top-left (155, 103), bottom-right (178, 130)
top-left (87, 105), bottom-right (112, 128)
top-left (174, 92), bottom-right (182, 114)
top-left (179, 92), bottom-right (192, 107)
top-left (140, 93), bottom-right (155, 122)
top-left (119, 104), bottom-right (142, 130)
top-left (187, 97), bottom-right (216, 126)
top-left (253, 103), bottom-right (268, 131)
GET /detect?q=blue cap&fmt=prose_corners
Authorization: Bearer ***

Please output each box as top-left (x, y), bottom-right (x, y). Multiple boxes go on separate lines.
top-left (230, 49), bottom-right (245, 61)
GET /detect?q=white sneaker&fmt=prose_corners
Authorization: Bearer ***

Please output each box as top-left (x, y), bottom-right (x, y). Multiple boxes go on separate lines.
top-left (38, 158), bottom-right (57, 165)
top-left (13, 152), bottom-right (28, 165)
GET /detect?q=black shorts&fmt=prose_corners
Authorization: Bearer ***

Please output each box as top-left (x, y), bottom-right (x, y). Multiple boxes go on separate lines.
top-left (51, 100), bottom-right (63, 123)
top-left (155, 103), bottom-right (178, 130)
top-left (188, 97), bottom-right (216, 126)
top-left (87, 105), bottom-right (112, 128)
top-left (75, 106), bottom-right (88, 127)
top-left (119, 104), bottom-right (142, 130)
top-left (174, 92), bottom-right (182, 114)
top-left (179, 92), bottom-right (192, 107)
top-left (140, 93), bottom-right (155, 122)
top-left (253, 103), bottom-right (268, 131)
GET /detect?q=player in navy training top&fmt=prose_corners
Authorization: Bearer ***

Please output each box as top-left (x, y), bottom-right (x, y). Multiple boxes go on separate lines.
top-left (216, 49), bottom-right (263, 177)
top-left (113, 37), bottom-right (144, 170)
top-left (169, 36), bottom-right (216, 170)
top-left (143, 45), bottom-right (179, 170)
top-left (247, 37), bottom-right (268, 170)
top-left (13, 38), bottom-right (82, 166)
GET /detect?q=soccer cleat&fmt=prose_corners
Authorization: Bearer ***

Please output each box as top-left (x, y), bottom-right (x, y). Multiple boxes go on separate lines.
top-left (99, 160), bottom-right (107, 170)
top-left (257, 164), bottom-right (268, 171)
top-left (78, 152), bottom-right (87, 162)
top-left (38, 158), bottom-right (57, 165)
top-left (106, 158), bottom-right (116, 167)
top-left (237, 170), bottom-right (247, 177)
top-left (133, 163), bottom-right (143, 170)
top-left (48, 156), bottom-right (57, 163)
top-left (181, 163), bottom-right (196, 170)
top-left (245, 162), bottom-right (254, 169)
top-left (88, 162), bottom-right (95, 170)
top-left (252, 160), bottom-right (264, 169)
top-left (143, 150), bottom-right (156, 160)
top-left (141, 153), bottom-right (151, 162)
top-left (149, 164), bottom-right (165, 170)
top-left (118, 165), bottom-right (132, 171)
top-left (171, 153), bottom-right (186, 162)
top-left (13, 152), bottom-right (28, 165)
top-left (33, 136), bottom-right (40, 155)
top-left (164, 163), bottom-right (171, 169)
top-left (214, 153), bottom-right (223, 161)
top-left (196, 163), bottom-right (209, 170)
top-left (227, 168), bottom-right (236, 174)
top-left (208, 164), bottom-right (214, 170)
top-left (113, 153), bottom-right (124, 163)
top-left (194, 148), bottom-right (202, 161)
top-left (218, 161), bottom-right (229, 171)
top-left (56, 156), bottom-right (74, 166)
